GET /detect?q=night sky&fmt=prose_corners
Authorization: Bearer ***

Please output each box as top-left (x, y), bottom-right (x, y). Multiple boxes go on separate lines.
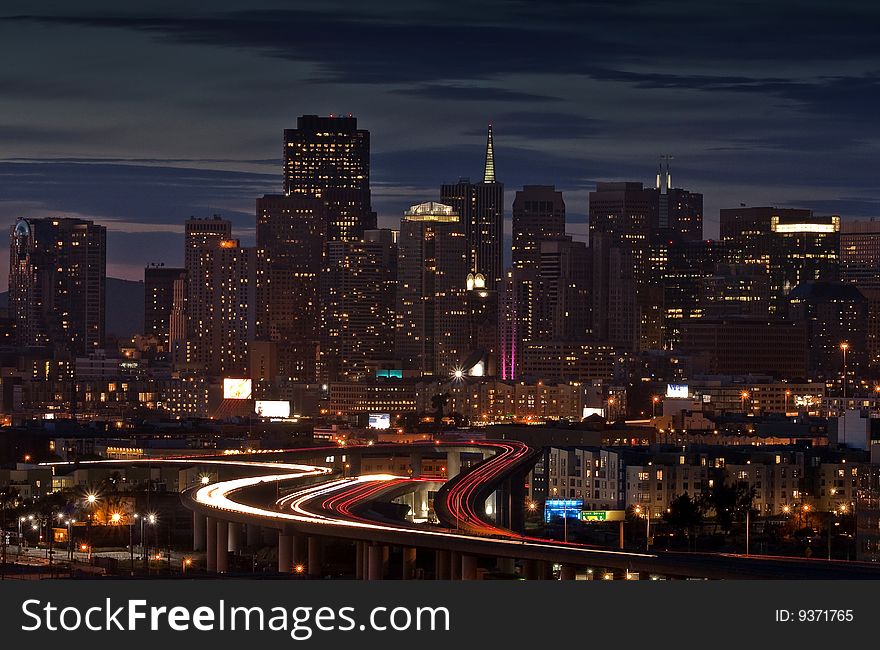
top-left (1, 0), bottom-right (878, 285)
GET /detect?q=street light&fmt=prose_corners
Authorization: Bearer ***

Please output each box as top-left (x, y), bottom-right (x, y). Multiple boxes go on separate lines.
top-left (784, 390), bottom-right (792, 414)
top-left (741, 390), bottom-right (750, 413)
top-left (633, 505), bottom-right (650, 551)
top-left (651, 396), bottom-right (660, 418)
top-left (840, 342), bottom-right (849, 401)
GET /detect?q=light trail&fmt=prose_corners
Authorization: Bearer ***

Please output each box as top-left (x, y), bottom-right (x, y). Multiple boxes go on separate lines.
top-left (191, 457), bottom-right (656, 560)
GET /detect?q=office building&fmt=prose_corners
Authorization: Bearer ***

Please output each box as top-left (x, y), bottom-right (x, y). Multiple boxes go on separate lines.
top-left (676, 319), bottom-right (808, 378)
top-left (788, 281), bottom-right (867, 380)
top-left (255, 195), bottom-right (326, 381)
top-left (589, 182), bottom-right (660, 350)
top-left (209, 241), bottom-right (257, 377)
top-left (656, 159), bottom-right (703, 241)
top-left (512, 185), bottom-right (566, 271)
top-left (841, 219), bottom-right (880, 291)
top-left (440, 125), bottom-right (504, 289)
top-left (536, 237), bottom-right (591, 341)
top-left (283, 114), bottom-right (374, 241)
top-left (720, 207), bottom-right (840, 313)
top-left (183, 216), bottom-right (232, 371)
top-left (321, 229), bottom-right (398, 382)
top-left (9, 217), bottom-right (106, 356)
top-left (395, 202), bottom-right (469, 376)
top-left (144, 265), bottom-right (185, 352)
top-left (520, 341), bottom-right (617, 383)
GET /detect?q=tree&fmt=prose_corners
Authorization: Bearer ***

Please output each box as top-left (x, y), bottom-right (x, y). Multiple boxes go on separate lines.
top-left (430, 393), bottom-right (449, 425)
top-left (706, 480), bottom-right (757, 533)
top-left (663, 492), bottom-right (704, 537)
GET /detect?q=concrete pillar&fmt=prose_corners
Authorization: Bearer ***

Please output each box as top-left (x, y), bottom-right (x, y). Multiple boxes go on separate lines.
top-left (539, 561), bottom-right (553, 580)
top-left (308, 537), bottom-right (322, 577)
top-left (246, 524), bottom-right (260, 548)
top-left (409, 453), bottom-right (422, 478)
top-left (362, 542), bottom-right (370, 580)
top-left (355, 542), bottom-right (364, 580)
top-left (292, 534), bottom-right (307, 566)
top-left (461, 554), bottom-right (478, 580)
top-left (402, 547), bottom-right (417, 579)
top-left (206, 517), bottom-right (217, 573)
top-left (382, 545), bottom-right (390, 576)
top-left (228, 523), bottom-right (241, 554)
top-left (193, 512), bottom-right (206, 551)
top-left (446, 451), bottom-right (461, 480)
top-left (560, 565), bottom-right (577, 581)
top-left (496, 557), bottom-right (515, 574)
top-left (450, 551), bottom-right (462, 580)
top-left (436, 550), bottom-right (450, 579)
top-left (368, 544), bottom-right (384, 581)
top-left (412, 486), bottom-right (429, 521)
top-left (278, 533), bottom-right (293, 573)
top-left (523, 559), bottom-right (539, 580)
top-left (216, 520), bottom-right (229, 573)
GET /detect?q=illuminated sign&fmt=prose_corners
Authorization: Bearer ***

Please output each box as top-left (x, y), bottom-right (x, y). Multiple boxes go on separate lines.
top-left (255, 400), bottom-right (290, 418)
top-left (223, 378), bottom-right (252, 400)
top-left (544, 498), bottom-right (583, 522)
top-left (376, 369), bottom-right (403, 379)
top-left (582, 407), bottom-right (605, 419)
top-left (368, 413), bottom-right (391, 429)
top-left (579, 510), bottom-right (626, 522)
top-left (666, 384), bottom-right (689, 398)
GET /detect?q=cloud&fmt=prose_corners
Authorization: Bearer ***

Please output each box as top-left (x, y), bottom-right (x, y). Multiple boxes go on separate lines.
top-left (391, 84), bottom-right (560, 103)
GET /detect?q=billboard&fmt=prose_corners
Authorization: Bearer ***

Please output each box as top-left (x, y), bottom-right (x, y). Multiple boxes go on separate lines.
top-left (666, 383), bottom-right (689, 398)
top-left (223, 378), bottom-right (252, 400)
top-left (368, 413), bottom-right (391, 429)
top-left (255, 400), bottom-right (290, 418)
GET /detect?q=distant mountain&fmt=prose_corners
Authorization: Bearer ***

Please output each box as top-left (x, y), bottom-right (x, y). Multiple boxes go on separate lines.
top-left (0, 277), bottom-right (145, 339)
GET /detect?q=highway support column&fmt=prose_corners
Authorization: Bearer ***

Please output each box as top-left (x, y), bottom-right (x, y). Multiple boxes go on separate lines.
top-left (216, 520), bottom-right (229, 573)
top-left (206, 516), bottom-right (217, 573)
top-left (278, 533), bottom-right (293, 573)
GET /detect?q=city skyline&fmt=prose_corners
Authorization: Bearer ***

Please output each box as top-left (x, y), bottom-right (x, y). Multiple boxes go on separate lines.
top-left (2, 1), bottom-right (880, 285)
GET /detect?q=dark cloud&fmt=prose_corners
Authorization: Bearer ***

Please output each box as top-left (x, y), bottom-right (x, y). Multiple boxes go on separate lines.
top-left (391, 84), bottom-right (560, 103)
top-left (462, 112), bottom-right (603, 140)
top-left (0, 161), bottom-right (274, 227)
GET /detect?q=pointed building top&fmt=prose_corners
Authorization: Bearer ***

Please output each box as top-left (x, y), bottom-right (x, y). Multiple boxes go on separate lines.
top-left (483, 123), bottom-right (495, 183)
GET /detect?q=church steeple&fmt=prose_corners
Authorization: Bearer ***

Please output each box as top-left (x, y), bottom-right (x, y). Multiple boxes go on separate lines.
top-left (483, 123), bottom-right (495, 183)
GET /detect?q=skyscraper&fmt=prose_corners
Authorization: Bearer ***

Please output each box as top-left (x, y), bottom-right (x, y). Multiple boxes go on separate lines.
top-left (656, 159), bottom-right (703, 241)
top-left (209, 241), bottom-right (257, 377)
top-left (788, 281), bottom-right (867, 379)
top-left (536, 237), bottom-right (591, 341)
top-left (589, 182), bottom-right (660, 350)
top-left (144, 265), bottom-right (186, 352)
top-left (283, 114), bottom-right (374, 242)
top-left (503, 186), bottom-right (567, 376)
top-left (321, 229), bottom-right (398, 381)
top-left (184, 216), bottom-right (232, 371)
top-left (722, 207), bottom-right (841, 313)
top-left (511, 185), bottom-right (566, 271)
top-left (254, 195), bottom-right (326, 381)
top-left (9, 217), bottom-right (106, 356)
top-left (840, 220), bottom-right (880, 371)
top-left (841, 219), bottom-right (880, 291)
top-left (395, 202), bottom-right (469, 376)
top-left (440, 125), bottom-right (504, 289)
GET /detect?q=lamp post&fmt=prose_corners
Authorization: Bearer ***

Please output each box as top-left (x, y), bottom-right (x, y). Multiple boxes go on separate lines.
top-left (840, 342), bottom-right (849, 403)
top-left (634, 504), bottom-right (650, 551)
top-left (784, 390), bottom-right (791, 415)
top-left (741, 390), bottom-right (750, 414)
top-left (651, 396), bottom-right (660, 418)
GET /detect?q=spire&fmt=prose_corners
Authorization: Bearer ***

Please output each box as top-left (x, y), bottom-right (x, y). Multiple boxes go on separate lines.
top-left (483, 123), bottom-right (495, 183)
